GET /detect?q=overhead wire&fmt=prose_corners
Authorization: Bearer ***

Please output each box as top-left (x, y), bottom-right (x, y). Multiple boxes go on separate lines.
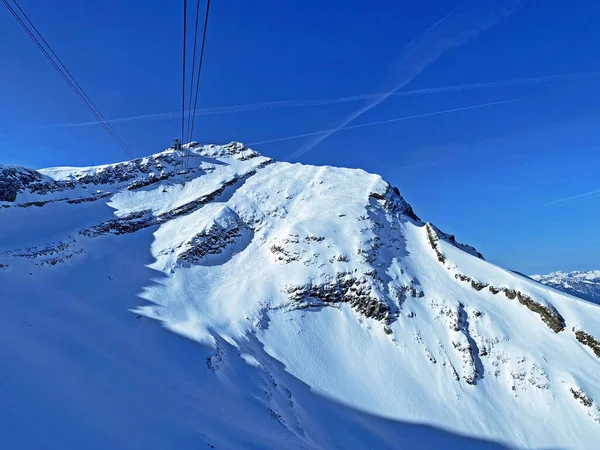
top-left (185, 0), bottom-right (202, 145)
top-left (179, 0), bottom-right (188, 173)
top-left (182, 0), bottom-right (202, 173)
top-left (185, 0), bottom-right (211, 171)
top-left (2, 0), bottom-right (136, 159)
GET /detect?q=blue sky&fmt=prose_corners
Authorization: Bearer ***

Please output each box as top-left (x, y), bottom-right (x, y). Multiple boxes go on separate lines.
top-left (1, 0), bottom-right (599, 274)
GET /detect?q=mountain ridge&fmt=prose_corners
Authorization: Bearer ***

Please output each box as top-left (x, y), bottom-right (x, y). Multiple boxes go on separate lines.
top-left (1, 142), bottom-right (599, 449)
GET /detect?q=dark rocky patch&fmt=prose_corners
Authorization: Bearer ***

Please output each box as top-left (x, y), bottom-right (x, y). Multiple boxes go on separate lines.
top-left (304, 236), bottom-right (325, 243)
top-left (437, 229), bottom-right (484, 259)
top-left (236, 151), bottom-right (260, 161)
top-left (18, 201), bottom-right (48, 208)
top-left (471, 280), bottom-right (489, 291)
top-left (2, 191), bottom-right (111, 209)
top-left (178, 221), bottom-right (245, 264)
top-left (0, 166), bottom-right (42, 202)
top-left (517, 292), bottom-right (565, 333)
top-left (270, 244), bottom-right (301, 264)
top-left (450, 267), bottom-right (564, 333)
top-left (392, 284), bottom-right (423, 312)
top-left (81, 211), bottom-right (155, 237)
top-left (455, 274), bottom-right (471, 282)
top-left (574, 328), bottom-right (600, 358)
top-left (82, 160), bottom-right (273, 238)
top-left (2, 151), bottom-right (187, 204)
top-left (440, 302), bottom-right (482, 385)
top-left (1, 239), bottom-right (84, 266)
top-left (425, 223), bottom-right (446, 264)
top-left (406, 285), bottom-right (424, 298)
top-left (357, 236), bottom-right (381, 264)
top-left (427, 222), bottom-right (483, 260)
top-left (66, 192), bottom-right (112, 204)
top-left (369, 183), bottom-right (420, 222)
top-left (571, 388), bottom-right (594, 407)
top-left (126, 173), bottom-right (171, 190)
top-left (287, 273), bottom-right (391, 322)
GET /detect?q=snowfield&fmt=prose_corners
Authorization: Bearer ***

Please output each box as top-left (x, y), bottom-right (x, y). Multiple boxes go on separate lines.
top-left (1, 142), bottom-right (599, 449)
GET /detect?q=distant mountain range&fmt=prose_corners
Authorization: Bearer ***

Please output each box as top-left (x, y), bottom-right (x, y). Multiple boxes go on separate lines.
top-left (531, 271), bottom-right (600, 304)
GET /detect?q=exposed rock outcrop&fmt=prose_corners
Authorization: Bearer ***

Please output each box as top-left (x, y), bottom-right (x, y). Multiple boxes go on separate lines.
top-left (570, 387), bottom-right (600, 424)
top-left (431, 228), bottom-right (565, 333)
top-left (178, 208), bottom-right (250, 265)
top-left (574, 328), bottom-right (600, 358)
top-left (0, 165), bottom-right (42, 202)
top-left (82, 160), bottom-right (273, 238)
top-left (516, 291), bottom-right (565, 333)
top-left (287, 272), bottom-right (391, 322)
top-left (425, 223), bottom-right (446, 264)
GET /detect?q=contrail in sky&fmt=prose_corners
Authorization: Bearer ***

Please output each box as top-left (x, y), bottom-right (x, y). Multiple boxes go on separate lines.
top-left (249, 99), bottom-right (519, 145)
top-left (288, 0), bottom-right (524, 160)
top-left (45, 71), bottom-right (597, 129)
top-left (548, 188), bottom-right (600, 205)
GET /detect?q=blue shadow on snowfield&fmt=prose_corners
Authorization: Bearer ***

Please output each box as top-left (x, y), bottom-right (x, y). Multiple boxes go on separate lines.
top-left (0, 191), bottom-right (516, 450)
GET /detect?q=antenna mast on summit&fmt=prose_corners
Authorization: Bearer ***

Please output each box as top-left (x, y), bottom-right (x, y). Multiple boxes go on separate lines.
top-left (174, 138), bottom-right (182, 151)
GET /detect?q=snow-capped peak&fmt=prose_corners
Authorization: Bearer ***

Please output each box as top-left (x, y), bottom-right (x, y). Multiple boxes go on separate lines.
top-left (536, 270), bottom-right (600, 281)
top-left (1, 142), bottom-right (599, 449)
top-left (532, 270), bottom-right (600, 305)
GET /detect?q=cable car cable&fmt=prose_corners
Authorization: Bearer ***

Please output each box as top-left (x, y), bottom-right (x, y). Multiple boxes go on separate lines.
top-left (2, 0), bottom-right (136, 159)
top-left (179, 0), bottom-right (188, 173)
top-left (185, 0), bottom-right (201, 146)
top-left (187, 0), bottom-right (211, 170)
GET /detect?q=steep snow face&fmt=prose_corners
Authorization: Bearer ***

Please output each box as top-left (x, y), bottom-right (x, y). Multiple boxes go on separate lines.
top-left (1, 142), bottom-right (600, 450)
top-left (532, 271), bottom-right (600, 304)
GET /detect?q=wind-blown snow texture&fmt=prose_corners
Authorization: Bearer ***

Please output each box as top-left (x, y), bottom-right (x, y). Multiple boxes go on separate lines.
top-left (532, 271), bottom-right (600, 305)
top-left (1, 142), bottom-right (599, 449)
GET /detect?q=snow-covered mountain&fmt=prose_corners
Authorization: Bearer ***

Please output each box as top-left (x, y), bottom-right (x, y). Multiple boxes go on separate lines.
top-left (532, 271), bottom-right (600, 305)
top-left (1, 142), bottom-right (599, 449)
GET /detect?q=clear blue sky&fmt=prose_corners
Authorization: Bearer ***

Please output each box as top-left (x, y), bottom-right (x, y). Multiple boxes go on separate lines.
top-left (1, 0), bottom-right (599, 275)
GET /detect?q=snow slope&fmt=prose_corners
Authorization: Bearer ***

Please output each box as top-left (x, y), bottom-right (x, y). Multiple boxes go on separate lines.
top-left (532, 271), bottom-right (600, 305)
top-left (1, 142), bottom-right (599, 449)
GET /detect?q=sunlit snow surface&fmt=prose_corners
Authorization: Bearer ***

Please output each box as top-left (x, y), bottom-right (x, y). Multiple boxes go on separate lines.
top-left (1, 143), bottom-right (599, 449)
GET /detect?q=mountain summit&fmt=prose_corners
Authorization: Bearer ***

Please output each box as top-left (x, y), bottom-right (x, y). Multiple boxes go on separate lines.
top-left (1, 142), bottom-right (599, 449)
